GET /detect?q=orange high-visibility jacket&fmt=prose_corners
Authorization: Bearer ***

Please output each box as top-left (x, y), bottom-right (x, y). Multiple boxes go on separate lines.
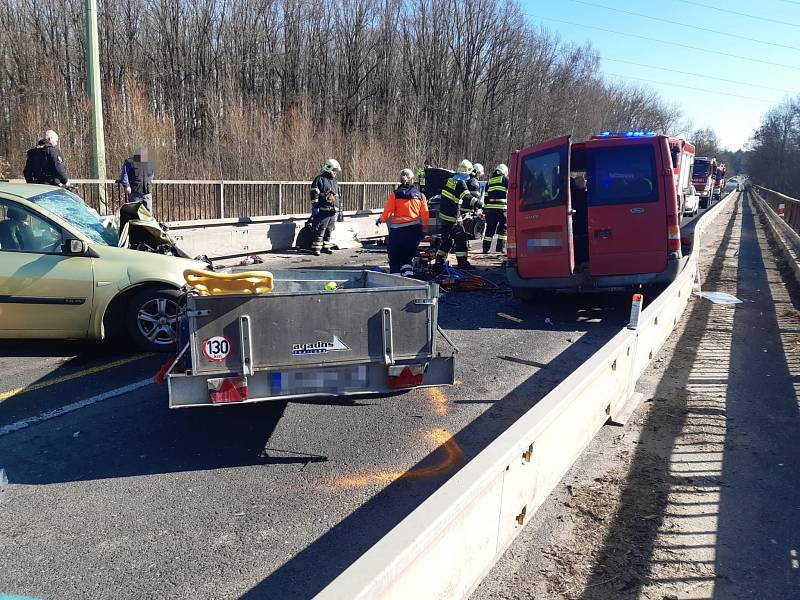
top-left (381, 188), bottom-right (430, 229)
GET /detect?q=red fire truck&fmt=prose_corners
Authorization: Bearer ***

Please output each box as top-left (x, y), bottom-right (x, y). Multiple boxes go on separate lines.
top-left (692, 156), bottom-right (717, 208)
top-left (506, 131), bottom-right (692, 295)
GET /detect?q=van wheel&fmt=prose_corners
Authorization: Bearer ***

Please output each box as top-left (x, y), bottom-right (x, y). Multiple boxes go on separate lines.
top-left (126, 287), bottom-right (182, 352)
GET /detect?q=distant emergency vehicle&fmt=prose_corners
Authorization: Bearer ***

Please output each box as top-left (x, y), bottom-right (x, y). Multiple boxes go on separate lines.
top-left (506, 131), bottom-right (694, 295)
top-left (692, 157), bottom-right (717, 208)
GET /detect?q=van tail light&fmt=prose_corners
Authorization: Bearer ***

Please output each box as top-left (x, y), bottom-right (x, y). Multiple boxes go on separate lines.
top-left (667, 222), bottom-right (682, 257)
top-left (208, 377), bottom-right (248, 403)
top-left (506, 226), bottom-right (517, 259)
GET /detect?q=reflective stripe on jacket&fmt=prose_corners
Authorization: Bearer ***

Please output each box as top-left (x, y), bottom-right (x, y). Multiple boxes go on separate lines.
top-left (484, 172), bottom-right (508, 210)
top-left (440, 176), bottom-right (473, 222)
top-left (382, 184), bottom-right (429, 229)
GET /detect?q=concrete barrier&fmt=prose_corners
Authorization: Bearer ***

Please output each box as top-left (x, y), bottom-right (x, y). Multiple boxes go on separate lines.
top-left (165, 210), bottom-right (386, 258)
top-left (315, 191), bottom-right (739, 600)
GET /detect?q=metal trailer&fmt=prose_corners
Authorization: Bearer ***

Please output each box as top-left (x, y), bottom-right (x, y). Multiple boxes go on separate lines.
top-left (166, 269), bottom-right (457, 408)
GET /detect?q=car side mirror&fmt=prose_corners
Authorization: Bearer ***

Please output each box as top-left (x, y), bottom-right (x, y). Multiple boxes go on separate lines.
top-left (64, 238), bottom-right (89, 255)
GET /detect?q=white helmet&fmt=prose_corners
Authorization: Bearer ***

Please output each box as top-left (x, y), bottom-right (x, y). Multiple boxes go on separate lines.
top-left (456, 159), bottom-right (473, 175)
top-left (495, 163), bottom-right (509, 177)
top-left (472, 163), bottom-right (485, 177)
top-left (322, 158), bottom-right (341, 174)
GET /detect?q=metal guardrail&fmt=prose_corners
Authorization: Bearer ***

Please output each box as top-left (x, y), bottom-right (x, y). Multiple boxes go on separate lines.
top-left (754, 185), bottom-right (800, 236)
top-left (316, 191), bottom-right (740, 599)
top-left (6, 179), bottom-right (396, 221)
top-left (752, 186), bottom-right (800, 283)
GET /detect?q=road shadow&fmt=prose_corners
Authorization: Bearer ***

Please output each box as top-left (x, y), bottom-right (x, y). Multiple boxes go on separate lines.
top-left (0, 338), bottom-right (130, 360)
top-left (575, 196), bottom-right (741, 598)
top-left (0, 396), bottom-right (334, 484)
top-left (579, 194), bottom-right (800, 598)
top-left (239, 305), bottom-right (624, 598)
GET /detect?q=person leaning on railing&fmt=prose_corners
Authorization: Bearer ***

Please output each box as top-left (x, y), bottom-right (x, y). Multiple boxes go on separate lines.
top-left (377, 168), bottom-right (429, 276)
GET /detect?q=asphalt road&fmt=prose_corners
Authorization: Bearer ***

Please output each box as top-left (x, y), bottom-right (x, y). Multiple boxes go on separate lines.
top-left (0, 203), bottom-right (715, 600)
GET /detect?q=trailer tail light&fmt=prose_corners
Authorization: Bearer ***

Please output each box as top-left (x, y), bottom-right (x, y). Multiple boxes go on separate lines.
top-left (387, 364), bottom-right (426, 389)
top-left (507, 226), bottom-right (517, 259)
top-left (208, 377), bottom-right (248, 404)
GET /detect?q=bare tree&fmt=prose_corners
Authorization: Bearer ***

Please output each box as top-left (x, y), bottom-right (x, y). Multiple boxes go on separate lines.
top-left (0, 0), bottom-right (681, 181)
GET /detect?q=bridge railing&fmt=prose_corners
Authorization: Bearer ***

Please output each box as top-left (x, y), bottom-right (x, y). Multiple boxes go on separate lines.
top-left (754, 185), bottom-right (800, 236)
top-left (7, 179), bottom-right (396, 220)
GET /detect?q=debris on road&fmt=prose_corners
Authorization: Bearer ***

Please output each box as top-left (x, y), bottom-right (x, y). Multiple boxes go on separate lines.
top-left (695, 291), bottom-right (742, 304)
top-left (497, 312), bottom-right (523, 324)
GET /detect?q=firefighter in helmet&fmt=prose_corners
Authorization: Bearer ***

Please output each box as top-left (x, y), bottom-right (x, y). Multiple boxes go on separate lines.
top-left (482, 163), bottom-right (508, 253)
top-left (309, 158), bottom-right (341, 256)
top-left (435, 159), bottom-right (481, 270)
top-left (467, 162), bottom-right (484, 206)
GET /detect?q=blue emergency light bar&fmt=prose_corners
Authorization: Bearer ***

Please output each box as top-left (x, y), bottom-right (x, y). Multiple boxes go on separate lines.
top-left (598, 130), bottom-right (657, 138)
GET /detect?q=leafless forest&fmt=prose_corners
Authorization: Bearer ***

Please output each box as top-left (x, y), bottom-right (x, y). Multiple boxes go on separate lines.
top-left (748, 96), bottom-right (800, 196)
top-left (0, 0), bottom-right (681, 181)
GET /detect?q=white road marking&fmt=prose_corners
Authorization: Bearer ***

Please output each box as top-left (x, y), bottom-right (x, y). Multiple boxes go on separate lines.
top-left (0, 379), bottom-right (154, 437)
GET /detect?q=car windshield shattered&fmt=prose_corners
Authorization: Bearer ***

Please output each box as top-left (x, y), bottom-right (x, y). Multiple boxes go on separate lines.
top-left (29, 189), bottom-right (119, 246)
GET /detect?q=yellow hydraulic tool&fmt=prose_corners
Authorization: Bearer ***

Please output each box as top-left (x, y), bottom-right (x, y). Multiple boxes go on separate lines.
top-left (183, 269), bottom-right (274, 296)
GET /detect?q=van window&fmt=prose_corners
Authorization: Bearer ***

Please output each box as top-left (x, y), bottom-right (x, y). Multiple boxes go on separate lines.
top-left (587, 145), bottom-right (658, 205)
top-left (520, 149), bottom-right (565, 211)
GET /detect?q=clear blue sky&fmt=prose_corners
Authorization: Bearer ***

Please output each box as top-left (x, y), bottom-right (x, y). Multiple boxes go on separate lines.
top-left (520, 0), bottom-right (800, 150)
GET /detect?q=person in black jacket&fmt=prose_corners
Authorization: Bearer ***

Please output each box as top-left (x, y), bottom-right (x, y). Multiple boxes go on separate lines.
top-left (23, 130), bottom-right (69, 187)
top-left (308, 158), bottom-right (341, 256)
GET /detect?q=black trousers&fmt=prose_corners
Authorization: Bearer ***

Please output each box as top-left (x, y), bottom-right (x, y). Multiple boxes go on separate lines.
top-left (436, 219), bottom-right (468, 264)
top-left (387, 224), bottom-right (423, 273)
top-left (483, 209), bottom-right (507, 252)
top-left (311, 213), bottom-right (335, 252)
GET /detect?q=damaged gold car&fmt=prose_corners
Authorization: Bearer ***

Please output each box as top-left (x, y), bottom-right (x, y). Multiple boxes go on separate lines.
top-left (0, 183), bottom-right (206, 351)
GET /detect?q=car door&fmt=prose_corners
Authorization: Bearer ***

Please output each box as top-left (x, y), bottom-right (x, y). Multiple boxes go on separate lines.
top-left (0, 199), bottom-right (94, 337)
top-left (585, 138), bottom-right (668, 277)
top-left (512, 136), bottom-right (572, 279)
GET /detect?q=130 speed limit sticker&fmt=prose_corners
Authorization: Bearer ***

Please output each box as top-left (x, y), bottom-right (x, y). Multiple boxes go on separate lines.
top-left (202, 336), bottom-right (232, 361)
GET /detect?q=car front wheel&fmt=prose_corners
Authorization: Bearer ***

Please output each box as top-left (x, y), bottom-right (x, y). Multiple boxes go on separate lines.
top-left (126, 287), bottom-right (182, 352)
